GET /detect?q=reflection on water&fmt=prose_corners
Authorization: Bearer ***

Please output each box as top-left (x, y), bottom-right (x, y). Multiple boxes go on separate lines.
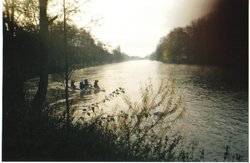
top-left (55, 60), bottom-right (248, 161)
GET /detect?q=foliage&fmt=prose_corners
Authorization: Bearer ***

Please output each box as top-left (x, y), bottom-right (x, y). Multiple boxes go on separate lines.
top-left (155, 28), bottom-right (189, 63)
top-left (3, 0), bottom-right (131, 81)
top-left (151, 0), bottom-right (248, 75)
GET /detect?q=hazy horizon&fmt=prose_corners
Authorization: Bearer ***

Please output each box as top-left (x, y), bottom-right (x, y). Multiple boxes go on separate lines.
top-left (72, 0), bottom-right (217, 57)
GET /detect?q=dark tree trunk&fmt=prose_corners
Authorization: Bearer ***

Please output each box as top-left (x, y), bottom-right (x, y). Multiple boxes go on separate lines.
top-left (31, 0), bottom-right (49, 117)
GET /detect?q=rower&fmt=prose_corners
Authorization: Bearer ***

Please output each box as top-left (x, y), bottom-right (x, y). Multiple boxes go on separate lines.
top-left (94, 80), bottom-right (100, 89)
top-left (71, 80), bottom-right (76, 89)
top-left (83, 79), bottom-right (90, 89)
top-left (79, 81), bottom-right (84, 90)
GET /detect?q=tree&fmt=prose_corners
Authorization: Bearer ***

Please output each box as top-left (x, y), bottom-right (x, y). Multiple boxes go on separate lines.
top-left (154, 28), bottom-right (189, 63)
top-left (63, 0), bottom-right (70, 128)
top-left (61, 0), bottom-right (93, 128)
top-left (31, 0), bottom-right (49, 117)
top-left (113, 45), bottom-right (122, 62)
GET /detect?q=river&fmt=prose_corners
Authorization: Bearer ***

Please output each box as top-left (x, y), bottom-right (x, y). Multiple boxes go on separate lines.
top-left (52, 60), bottom-right (248, 161)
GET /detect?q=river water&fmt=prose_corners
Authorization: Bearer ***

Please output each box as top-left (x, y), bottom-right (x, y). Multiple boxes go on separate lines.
top-left (65, 60), bottom-right (248, 161)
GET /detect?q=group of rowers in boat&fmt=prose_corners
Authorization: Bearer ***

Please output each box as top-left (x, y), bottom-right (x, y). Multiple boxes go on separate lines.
top-left (70, 79), bottom-right (100, 90)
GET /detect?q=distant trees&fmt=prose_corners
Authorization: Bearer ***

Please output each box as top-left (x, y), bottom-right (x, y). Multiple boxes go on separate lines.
top-left (155, 28), bottom-right (189, 63)
top-left (3, 1), bottom-right (131, 74)
top-left (112, 46), bottom-right (130, 62)
top-left (3, 0), bottom-right (131, 119)
top-left (46, 21), bottom-right (131, 71)
top-left (151, 0), bottom-right (248, 74)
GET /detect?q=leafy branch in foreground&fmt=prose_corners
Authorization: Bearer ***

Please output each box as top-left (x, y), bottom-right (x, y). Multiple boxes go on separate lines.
top-left (111, 79), bottom-right (186, 161)
top-left (73, 79), bottom-right (186, 161)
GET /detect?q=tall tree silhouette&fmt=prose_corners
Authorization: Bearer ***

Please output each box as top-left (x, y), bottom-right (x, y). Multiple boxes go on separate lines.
top-left (32, 0), bottom-right (49, 117)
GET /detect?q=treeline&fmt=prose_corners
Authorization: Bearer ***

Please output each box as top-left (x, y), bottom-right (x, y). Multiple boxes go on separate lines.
top-left (4, 16), bottom-right (129, 81)
top-left (150, 0), bottom-right (248, 74)
top-left (48, 22), bottom-right (130, 72)
top-left (3, 0), bottom-right (131, 82)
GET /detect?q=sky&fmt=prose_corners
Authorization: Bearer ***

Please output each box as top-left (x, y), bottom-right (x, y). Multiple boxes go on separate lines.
top-left (73, 0), bottom-right (217, 57)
